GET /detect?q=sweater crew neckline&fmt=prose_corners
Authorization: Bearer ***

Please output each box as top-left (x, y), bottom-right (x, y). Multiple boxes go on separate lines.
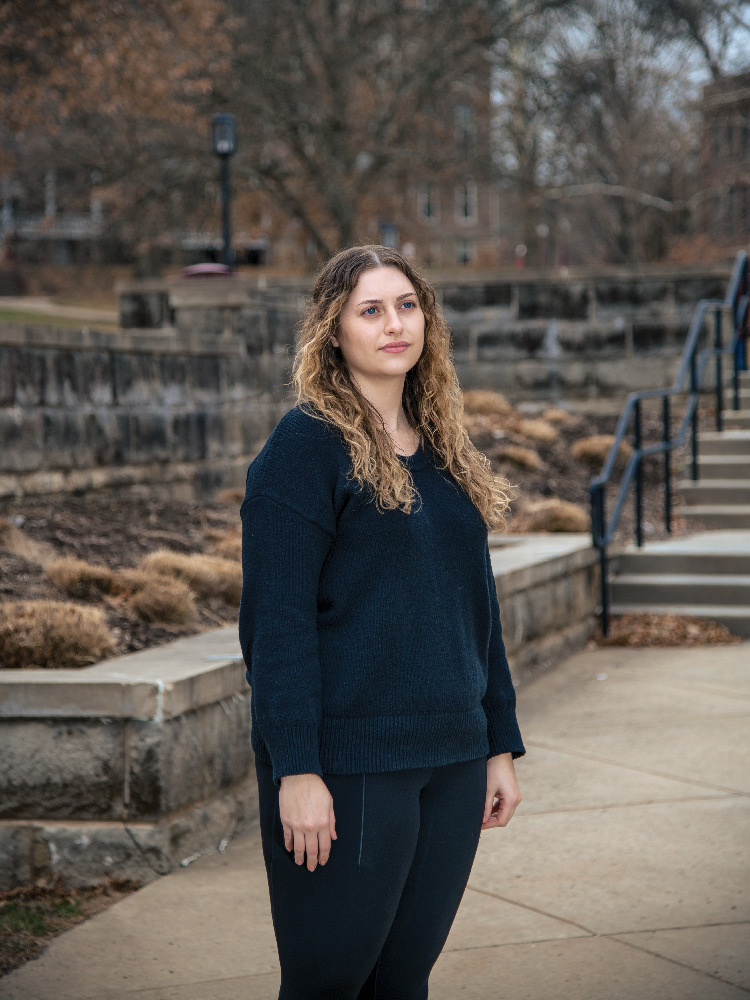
top-left (397, 439), bottom-right (431, 471)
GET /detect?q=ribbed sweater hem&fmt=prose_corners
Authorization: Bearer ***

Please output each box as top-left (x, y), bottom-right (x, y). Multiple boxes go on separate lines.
top-left (251, 708), bottom-right (495, 783)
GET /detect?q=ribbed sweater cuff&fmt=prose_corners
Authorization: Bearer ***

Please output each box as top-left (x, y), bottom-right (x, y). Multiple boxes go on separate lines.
top-left (265, 724), bottom-right (324, 787)
top-left (484, 703), bottom-right (526, 759)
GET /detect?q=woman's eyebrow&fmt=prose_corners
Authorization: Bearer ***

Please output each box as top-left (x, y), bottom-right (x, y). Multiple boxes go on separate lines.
top-left (355, 292), bottom-right (418, 307)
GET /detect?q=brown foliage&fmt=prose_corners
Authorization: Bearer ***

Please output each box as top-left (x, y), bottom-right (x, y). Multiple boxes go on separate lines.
top-left (0, 601), bottom-right (114, 669)
top-left (206, 530), bottom-right (242, 561)
top-left (125, 576), bottom-right (196, 625)
top-left (140, 549), bottom-right (243, 604)
top-left (592, 613), bottom-right (744, 647)
top-left (215, 488), bottom-right (245, 507)
top-left (572, 434), bottom-right (633, 470)
top-left (514, 418), bottom-right (559, 445)
top-left (516, 498), bottom-right (590, 533)
top-left (495, 445), bottom-right (544, 471)
top-left (462, 389), bottom-right (514, 417)
top-left (46, 558), bottom-right (117, 600)
top-left (0, 518), bottom-right (55, 565)
top-left (541, 407), bottom-right (580, 427)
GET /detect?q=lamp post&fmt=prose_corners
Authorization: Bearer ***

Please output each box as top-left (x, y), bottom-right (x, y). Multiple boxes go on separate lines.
top-left (212, 113), bottom-right (236, 267)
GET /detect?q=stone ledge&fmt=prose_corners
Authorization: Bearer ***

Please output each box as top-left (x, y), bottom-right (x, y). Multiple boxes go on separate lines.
top-left (0, 627), bottom-right (246, 720)
top-left (489, 533), bottom-right (597, 595)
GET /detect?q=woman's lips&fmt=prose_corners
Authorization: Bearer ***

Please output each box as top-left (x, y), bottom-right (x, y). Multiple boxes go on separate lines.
top-left (381, 343), bottom-right (409, 353)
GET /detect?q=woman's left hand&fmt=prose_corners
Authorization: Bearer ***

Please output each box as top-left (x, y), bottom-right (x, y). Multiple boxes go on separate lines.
top-left (481, 752), bottom-right (522, 830)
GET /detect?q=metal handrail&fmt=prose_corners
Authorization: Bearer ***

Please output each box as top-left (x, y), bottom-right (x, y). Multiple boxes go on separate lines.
top-left (589, 249), bottom-right (749, 635)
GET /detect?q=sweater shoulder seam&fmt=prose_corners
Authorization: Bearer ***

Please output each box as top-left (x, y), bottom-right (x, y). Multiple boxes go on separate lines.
top-left (243, 490), bottom-right (336, 541)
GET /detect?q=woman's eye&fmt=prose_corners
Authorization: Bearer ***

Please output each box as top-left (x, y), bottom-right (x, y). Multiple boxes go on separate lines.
top-left (402, 301), bottom-right (416, 309)
top-left (363, 306), bottom-right (378, 315)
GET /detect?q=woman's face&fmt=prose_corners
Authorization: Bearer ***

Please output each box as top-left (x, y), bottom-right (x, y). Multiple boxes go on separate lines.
top-left (331, 266), bottom-right (425, 386)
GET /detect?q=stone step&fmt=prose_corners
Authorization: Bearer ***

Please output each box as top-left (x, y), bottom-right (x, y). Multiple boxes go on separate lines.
top-left (722, 410), bottom-right (750, 428)
top-left (610, 572), bottom-right (750, 607)
top-left (677, 480), bottom-right (750, 505)
top-left (609, 602), bottom-right (750, 637)
top-left (696, 455), bottom-right (750, 479)
top-left (616, 550), bottom-right (750, 575)
top-left (675, 504), bottom-right (750, 528)
top-left (698, 430), bottom-right (750, 456)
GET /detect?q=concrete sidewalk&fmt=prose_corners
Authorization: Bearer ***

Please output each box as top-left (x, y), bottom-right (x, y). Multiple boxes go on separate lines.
top-left (3, 642), bottom-right (749, 1000)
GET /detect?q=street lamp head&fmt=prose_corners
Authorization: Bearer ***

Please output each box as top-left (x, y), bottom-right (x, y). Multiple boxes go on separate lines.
top-left (212, 113), bottom-right (236, 156)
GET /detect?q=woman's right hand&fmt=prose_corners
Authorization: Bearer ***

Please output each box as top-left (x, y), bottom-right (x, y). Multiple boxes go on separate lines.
top-left (278, 773), bottom-right (337, 872)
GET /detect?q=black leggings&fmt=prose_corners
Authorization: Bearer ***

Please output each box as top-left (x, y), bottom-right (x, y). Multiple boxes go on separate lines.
top-left (255, 755), bottom-right (487, 1000)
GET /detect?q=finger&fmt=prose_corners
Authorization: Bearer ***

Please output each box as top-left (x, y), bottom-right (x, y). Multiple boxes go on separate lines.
top-left (293, 829), bottom-right (306, 866)
top-left (330, 807), bottom-right (337, 840)
top-left (283, 823), bottom-right (293, 852)
top-left (483, 790), bottom-right (496, 823)
top-left (318, 830), bottom-right (332, 866)
top-left (305, 831), bottom-right (319, 872)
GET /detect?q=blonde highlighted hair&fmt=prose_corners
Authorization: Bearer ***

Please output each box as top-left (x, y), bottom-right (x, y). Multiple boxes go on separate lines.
top-left (291, 244), bottom-right (513, 531)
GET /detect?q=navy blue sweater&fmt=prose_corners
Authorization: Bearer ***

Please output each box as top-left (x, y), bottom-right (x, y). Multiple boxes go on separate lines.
top-left (239, 404), bottom-right (525, 785)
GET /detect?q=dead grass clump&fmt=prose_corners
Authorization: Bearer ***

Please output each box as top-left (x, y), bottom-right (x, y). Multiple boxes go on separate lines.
top-left (125, 576), bottom-right (196, 624)
top-left (215, 487), bottom-right (245, 507)
top-left (46, 558), bottom-right (117, 599)
top-left (496, 445), bottom-right (545, 471)
top-left (592, 613), bottom-right (744, 647)
top-left (462, 389), bottom-right (514, 416)
top-left (514, 418), bottom-right (559, 445)
top-left (520, 498), bottom-right (590, 533)
top-left (542, 407), bottom-right (579, 427)
top-left (140, 549), bottom-right (243, 604)
top-left (0, 518), bottom-right (56, 565)
top-left (0, 601), bottom-right (115, 668)
top-left (572, 434), bottom-right (633, 470)
top-left (206, 529), bottom-right (242, 561)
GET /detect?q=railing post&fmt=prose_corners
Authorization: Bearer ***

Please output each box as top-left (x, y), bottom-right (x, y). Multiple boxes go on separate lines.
top-left (634, 398), bottom-right (643, 547)
top-left (662, 394), bottom-right (671, 534)
top-left (690, 352), bottom-right (699, 482)
top-left (714, 306), bottom-right (723, 432)
top-left (590, 484), bottom-right (609, 637)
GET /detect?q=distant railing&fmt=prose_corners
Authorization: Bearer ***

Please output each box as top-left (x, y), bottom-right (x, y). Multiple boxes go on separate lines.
top-left (589, 249), bottom-right (749, 635)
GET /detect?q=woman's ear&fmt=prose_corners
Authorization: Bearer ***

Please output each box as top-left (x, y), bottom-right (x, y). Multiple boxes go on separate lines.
top-left (330, 334), bottom-right (339, 348)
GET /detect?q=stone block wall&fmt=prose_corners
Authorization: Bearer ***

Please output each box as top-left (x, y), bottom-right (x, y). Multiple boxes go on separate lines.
top-left (0, 325), bottom-right (293, 499)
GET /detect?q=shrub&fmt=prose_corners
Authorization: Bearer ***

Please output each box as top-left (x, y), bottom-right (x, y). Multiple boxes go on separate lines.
top-left (521, 499), bottom-right (590, 533)
top-left (125, 576), bottom-right (196, 624)
top-left (541, 407), bottom-right (579, 426)
top-left (514, 418), bottom-right (559, 445)
top-left (216, 487), bottom-right (245, 507)
top-left (207, 531), bottom-right (242, 561)
top-left (46, 558), bottom-right (117, 599)
top-left (462, 389), bottom-right (514, 416)
top-left (140, 549), bottom-right (243, 604)
top-left (0, 518), bottom-right (55, 565)
top-left (572, 434), bottom-right (633, 470)
top-left (0, 601), bottom-right (114, 668)
top-left (495, 445), bottom-right (544, 471)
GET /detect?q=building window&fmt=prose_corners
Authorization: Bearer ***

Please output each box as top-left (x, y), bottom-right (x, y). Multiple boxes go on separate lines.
top-left (455, 105), bottom-right (476, 151)
top-left (455, 180), bottom-right (478, 225)
top-left (457, 238), bottom-right (474, 265)
top-left (418, 183), bottom-right (439, 223)
top-left (713, 124), bottom-right (722, 158)
top-left (727, 186), bottom-right (735, 234)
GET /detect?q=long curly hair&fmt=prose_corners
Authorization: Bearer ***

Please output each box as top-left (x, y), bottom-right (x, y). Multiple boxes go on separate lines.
top-left (291, 244), bottom-right (513, 531)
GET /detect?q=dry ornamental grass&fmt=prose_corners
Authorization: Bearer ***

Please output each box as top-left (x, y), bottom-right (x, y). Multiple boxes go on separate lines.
top-left (495, 444), bottom-right (545, 471)
top-left (572, 434), bottom-right (634, 470)
top-left (462, 389), bottom-right (514, 416)
top-left (514, 418), bottom-right (559, 446)
top-left (140, 549), bottom-right (243, 604)
top-left (46, 557), bottom-right (116, 600)
top-left (0, 601), bottom-right (114, 669)
top-left (515, 498), bottom-right (590, 533)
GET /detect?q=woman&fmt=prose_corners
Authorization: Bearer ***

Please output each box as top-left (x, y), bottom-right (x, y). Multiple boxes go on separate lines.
top-left (239, 245), bottom-right (524, 1000)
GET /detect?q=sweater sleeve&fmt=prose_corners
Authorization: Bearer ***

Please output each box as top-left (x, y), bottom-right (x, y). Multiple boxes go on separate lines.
top-left (239, 492), bottom-right (335, 785)
top-left (482, 541), bottom-right (526, 760)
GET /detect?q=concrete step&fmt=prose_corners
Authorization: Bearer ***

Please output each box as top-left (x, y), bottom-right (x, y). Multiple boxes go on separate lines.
top-left (677, 480), bottom-right (750, 505)
top-left (675, 504), bottom-right (750, 528)
top-left (610, 572), bottom-right (750, 607)
top-left (699, 430), bottom-right (750, 456)
top-left (697, 455), bottom-right (750, 479)
top-left (722, 410), bottom-right (750, 428)
top-left (609, 602), bottom-right (750, 637)
top-left (616, 550), bottom-right (750, 575)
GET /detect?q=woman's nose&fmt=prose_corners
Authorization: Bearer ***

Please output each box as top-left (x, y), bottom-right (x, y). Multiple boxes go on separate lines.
top-left (384, 306), bottom-right (403, 333)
